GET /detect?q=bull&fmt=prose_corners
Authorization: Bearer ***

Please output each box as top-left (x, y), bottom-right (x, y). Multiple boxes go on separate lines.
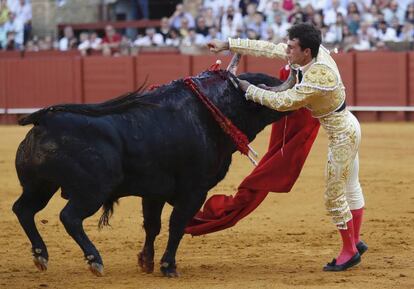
top-left (12, 56), bottom-right (295, 277)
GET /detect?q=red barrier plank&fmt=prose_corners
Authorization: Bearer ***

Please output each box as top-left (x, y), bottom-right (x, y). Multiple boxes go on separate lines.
top-left (192, 54), bottom-right (247, 75)
top-left (333, 52), bottom-right (355, 105)
top-left (354, 111), bottom-right (378, 122)
top-left (355, 52), bottom-right (407, 106)
top-left (378, 111), bottom-right (406, 121)
top-left (245, 55), bottom-right (286, 77)
top-left (407, 52), bottom-right (414, 106)
top-left (5, 58), bottom-right (82, 109)
top-left (24, 50), bottom-right (81, 58)
top-left (83, 56), bottom-right (135, 103)
top-left (0, 60), bottom-right (5, 112)
top-left (0, 51), bottom-right (22, 59)
top-left (136, 54), bottom-right (190, 87)
top-left (73, 58), bottom-right (83, 103)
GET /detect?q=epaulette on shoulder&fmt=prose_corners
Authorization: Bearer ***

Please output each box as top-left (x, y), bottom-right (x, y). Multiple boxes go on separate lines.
top-left (299, 62), bottom-right (338, 91)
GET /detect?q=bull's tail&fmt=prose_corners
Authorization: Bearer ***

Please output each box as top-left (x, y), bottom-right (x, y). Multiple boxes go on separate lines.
top-left (98, 198), bottom-right (119, 229)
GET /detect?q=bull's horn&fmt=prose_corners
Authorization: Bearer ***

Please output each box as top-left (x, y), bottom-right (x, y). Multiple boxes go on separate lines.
top-left (267, 66), bottom-right (297, 93)
top-left (226, 53), bottom-right (241, 75)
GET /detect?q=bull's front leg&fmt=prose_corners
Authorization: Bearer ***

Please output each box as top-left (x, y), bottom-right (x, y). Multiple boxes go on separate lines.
top-left (160, 192), bottom-right (207, 277)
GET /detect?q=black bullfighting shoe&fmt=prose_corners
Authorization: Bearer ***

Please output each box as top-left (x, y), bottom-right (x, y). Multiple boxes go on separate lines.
top-left (323, 253), bottom-right (361, 272)
top-left (356, 241), bottom-right (368, 256)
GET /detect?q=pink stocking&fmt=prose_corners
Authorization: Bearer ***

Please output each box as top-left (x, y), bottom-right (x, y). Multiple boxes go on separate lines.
top-left (336, 220), bottom-right (358, 265)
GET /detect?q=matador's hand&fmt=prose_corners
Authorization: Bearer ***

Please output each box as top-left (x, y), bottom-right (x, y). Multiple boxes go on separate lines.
top-left (237, 79), bottom-right (251, 92)
top-left (207, 39), bottom-right (230, 53)
top-left (257, 84), bottom-right (271, 90)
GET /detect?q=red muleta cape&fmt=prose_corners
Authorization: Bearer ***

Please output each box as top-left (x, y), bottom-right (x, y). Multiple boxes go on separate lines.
top-left (185, 67), bottom-right (320, 236)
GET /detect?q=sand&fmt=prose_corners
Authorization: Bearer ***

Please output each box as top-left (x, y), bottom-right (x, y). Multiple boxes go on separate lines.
top-left (0, 123), bottom-right (413, 289)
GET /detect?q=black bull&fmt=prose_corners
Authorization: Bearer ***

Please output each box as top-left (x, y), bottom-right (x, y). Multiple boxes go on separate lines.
top-left (12, 69), bottom-right (290, 277)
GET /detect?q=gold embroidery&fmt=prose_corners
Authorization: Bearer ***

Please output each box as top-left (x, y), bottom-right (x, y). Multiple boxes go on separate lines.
top-left (230, 39), bottom-right (346, 117)
top-left (323, 111), bottom-right (361, 228)
top-left (245, 84), bottom-right (311, 111)
top-left (230, 38), bottom-right (362, 228)
top-left (229, 38), bottom-right (287, 60)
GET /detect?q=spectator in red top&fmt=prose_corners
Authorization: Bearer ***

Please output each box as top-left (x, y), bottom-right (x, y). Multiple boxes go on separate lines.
top-left (282, 0), bottom-right (295, 12)
top-left (102, 25), bottom-right (122, 56)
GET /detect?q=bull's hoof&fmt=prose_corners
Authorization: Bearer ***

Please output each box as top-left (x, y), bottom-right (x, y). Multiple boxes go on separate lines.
top-left (160, 262), bottom-right (179, 278)
top-left (33, 256), bottom-right (48, 271)
top-left (89, 262), bottom-right (104, 277)
top-left (138, 252), bottom-right (154, 273)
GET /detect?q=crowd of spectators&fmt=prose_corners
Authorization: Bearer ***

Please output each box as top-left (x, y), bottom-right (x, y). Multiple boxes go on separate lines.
top-left (2, 0), bottom-right (414, 55)
top-left (0, 0), bottom-right (31, 50)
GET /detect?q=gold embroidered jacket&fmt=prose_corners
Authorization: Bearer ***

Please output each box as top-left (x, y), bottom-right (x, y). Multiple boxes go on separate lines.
top-left (229, 38), bottom-right (345, 118)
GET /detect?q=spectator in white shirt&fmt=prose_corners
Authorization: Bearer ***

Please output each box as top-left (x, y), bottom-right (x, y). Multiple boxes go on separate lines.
top-left (397, 22), bottom-right (414, 42)
top-left (376, 19), bottom-right (398, 42)
top-left (325, 12), bottom-right (346, 44)
top-left (158, 17), bottom-right (171, 43)
top-left (353, 21), bottom-right (376, 50)
top-left (165, 28), bottom-right (181, 47)
top-left (89, 32), bottom-right (102, 51)
top-left (389, 16), bottom-right (402, 37)
top-left (169, 3), bottom-right (195, 30)
top-left (270, 11), bottom-right (290, 39)
top-left (38, 35), bottom-right (54, 50)
top-left (13, 0), bottom-right (31, 43)
top-left (221, 5), bottom-right (243, 33)
top-left (264, 0), bottom-right (285, 25)
top-left (3, 11), bottom-right (23, 48)
top-left (222, 0), bottom-right (241, 11)
top-left (383, 0), bottom-right (405, 25)
top-left (257, 0), bottom-right (273, 13)
top-left (133, 27), bottom-right (164, 47)
top-left (362, 4), bottom-right (380, 24)
top-left (195, 16), bottom-right (209, 36)
top-left (245, 12), bottom-right (267, 39)
top-left (323, 0), bottom-right (347, 26)
top-left (221, 14), bottom-right (239, 39)
top-left (323, 0), bottom-right (350, 11)
top-left (78, 32), bottom-right (90, 55)
top-left (202, 7), bottom-right (220, 28)
top-left (58, 25), bottom-right (77, 51)
top-left (203, 0), bottom-right (224, 17)
top-left (13, 0), bottom-right (30, 22)
top-left (352, 0), bottom-right (372, 13)
top-left (7, 0), bottom-right (17, 12)
top-left (264, 25), bottom-right (279, 42)
top-left (308, 0), bottom-right (328, 11)
top-left (205, 26), bottom-right (222, 42)
top-left (181, 28), bottom-right (207, 47)
top-left (243, 2), bottom-right (258, 29)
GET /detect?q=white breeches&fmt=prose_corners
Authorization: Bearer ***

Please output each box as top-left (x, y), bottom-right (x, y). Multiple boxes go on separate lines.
top-left (321, 110), bottom-right (365, 229)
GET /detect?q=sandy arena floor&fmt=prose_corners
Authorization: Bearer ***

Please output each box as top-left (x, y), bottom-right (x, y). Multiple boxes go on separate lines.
top-left (0, 123), bottom-right (413, 289)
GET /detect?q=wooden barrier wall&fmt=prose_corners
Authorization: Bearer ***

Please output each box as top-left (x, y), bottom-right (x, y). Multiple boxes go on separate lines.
top-left (83, 56), bottom-right (135, 103)
top-left (0, 51), bottom-right (413, 123)
top-left (4, 57), bottom-right (82, 110)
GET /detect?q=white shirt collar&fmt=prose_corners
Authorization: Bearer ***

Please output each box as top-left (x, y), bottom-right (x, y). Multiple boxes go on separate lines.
top-left (299, 58), bottom-right (316, 74)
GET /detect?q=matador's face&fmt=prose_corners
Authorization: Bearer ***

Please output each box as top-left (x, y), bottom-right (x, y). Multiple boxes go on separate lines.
top-left (286, 38), bottom-right (312, 67)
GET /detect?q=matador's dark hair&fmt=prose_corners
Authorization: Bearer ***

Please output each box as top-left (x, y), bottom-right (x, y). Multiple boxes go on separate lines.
top-left (287, 23), bottom-right (321, 59)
